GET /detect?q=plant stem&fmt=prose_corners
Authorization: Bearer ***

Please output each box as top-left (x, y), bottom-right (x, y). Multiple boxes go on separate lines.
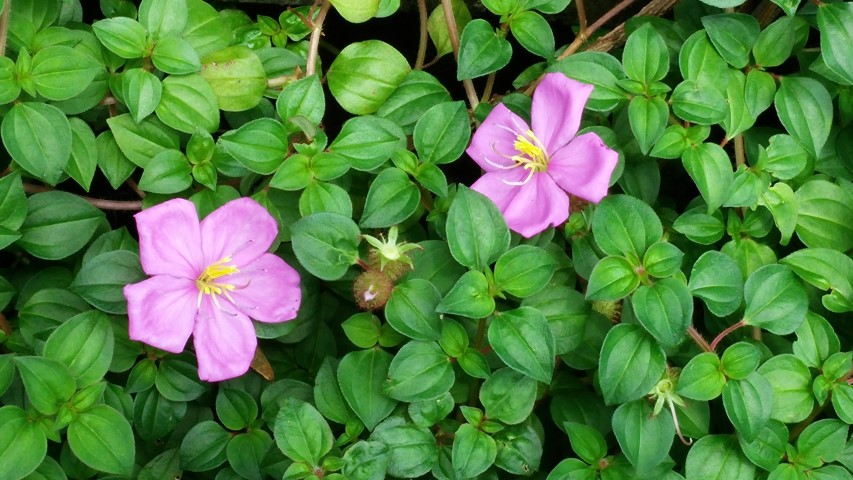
top-left (480, 72), bottom-right (495, 103)
top-left (687, 326), bottom-right (714, 353)
top-left (440, 0), bottom-right (479, 111)
top-left (576, 0), bottom-right (588, 34)
top-left (415, 0), bottom-right (429, 69)
top-left (557, 0), bottom-right (637, 61)
top-left (126, 178), bottom-right (145, 199)
top-left (306, 0), bottom-right (331, 77)
top-left (734, 134), bottom-right (746, 168)
top-left (22, 183), bottom-right (143, 211)
top-left (709, 320), bottom-right (746, 351)
top-left (587, 0), bottom-right (679, 53)
top-left (0, 0), bottom-right (10, 58)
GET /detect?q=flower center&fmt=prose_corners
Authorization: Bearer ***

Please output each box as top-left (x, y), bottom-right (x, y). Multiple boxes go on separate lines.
top-left (195, 256), bottom-right (239, 308)
top-left (512, 130), bottom-right (549, 174)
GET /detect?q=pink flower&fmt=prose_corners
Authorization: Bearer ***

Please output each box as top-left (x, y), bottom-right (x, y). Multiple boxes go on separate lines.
top-left (467, 72), bottom-right (619, 238)
top-left (123, 198), bottom-right (301, 382)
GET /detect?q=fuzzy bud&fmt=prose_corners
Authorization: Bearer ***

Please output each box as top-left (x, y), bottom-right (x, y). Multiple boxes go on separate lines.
top-left (353, 270), bottom-right (394, 310)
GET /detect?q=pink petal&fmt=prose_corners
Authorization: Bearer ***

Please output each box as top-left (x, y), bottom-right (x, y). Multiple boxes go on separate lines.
top-left (466, 104), bottom-right (531, 172)
top-left (124, 275), bottom-right (197, 353)
top-left (193, 298), bottom-right (257, 382)
top-left (200, 197), bottom-right (278, 268)
top-left (135, 198), bottom-right (202, 278)
top-left (531, 73), bottom-right (594, 153)
top-left (227, 253), bottom-right (302, 323)
top-left (547, 132), bottom-right (619, 203)
top-left (471, 170), bottom-right (569, 238)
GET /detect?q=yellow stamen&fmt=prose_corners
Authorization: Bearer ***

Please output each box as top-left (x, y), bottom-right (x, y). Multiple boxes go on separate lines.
top-left (487, 129), bottom-right (550, 186)
top-left (196, 256), bottom-right (239, 308)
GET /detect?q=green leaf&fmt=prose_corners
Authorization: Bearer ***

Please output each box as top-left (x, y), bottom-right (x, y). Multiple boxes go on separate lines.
top-left (219, 118), bottom-right (287, 174)
top-left (342, 441), bottom-right (390, 480)
top-left (327, 40), bottom-right (410, 115)
top-left (682, 143), bottom-right (734, 213)
top-left (329, 0), bottom-right (379, 23)
top-left (632, 277), bottom-right (692, 349)
top-left (121, 68), bottom-right (162, 124)
top-left (338, 349), bottom-right (396, 430)
top-left (291, 212), bottom-right (360, 281)
top-left (642, 241), bottom-right (684, 278)
top-left (796, 419), bottom-right (848, 467)
top-left (480, 368), bottom-right (536, 425)
top-left (494, 245), bottom-right (556, 298)
top-left (227, 430), bottom-right (272, 480)
top-left (585, 256), bottom-right (640, 301)
top-left (314, 358), bottom-right (353, 424)
top-left (180, 421), bottom-right (230, 472)
top-left (453, 424), bottom-right (497, 478)
top-left (612, 400), bottom-right (674, 475)
top-left (151, 35), bottom-right (201, 74)
top-left (763, 134), bottom-right (809, 180)
top-left (138, 149), bottom-right (192, 194)
top-left (677, 352), bottom-right (726, 401)
top-left (216, 388), bottom-right (258, 431)
top-left (598, 324), bottom-right (666, 405)
top-left (818, 3), bottom-right (853, 85)
top-left (377, 70), bottom-right (453, 134)
top-left (775, 76), bottom-right (832, 158)
top-left (31, 45), bottom-right (101, 101)
top-left (671, 79), bottom-right (729, 125)
top-left (299, 181), bottom-right (353, 217)
top-left (721, 71), bottom-right (756, 140)
top-left (522, 286), bottom-right (588, 355)
top-left (628, 95), bottom-right (668, 155)
top-left (446, 186), bottom-right (511, 271)
top-left (743, 264), bottom-right (808, 335)
top-left (0, 56), bottom-right (20, 105)
top-left (200, 46), bottom-right (266, 112)
top-left (270, 154), bottom-right (312, 191)
top-left (370, 419), bottom-right (437, 477)
top-left (436, 270), bottom-right (495, 318)
top-left (68, 405), bottom-right (134, 475)
top-left (510, 10), bottom-right (555, 58)
top-left (488, 307), bottom-right (555, 383)
top-left (739, 420), bottom-right (787, 472)
top-left (688, 250), bottom-right (744, 316)
top-left (96, 130), bottom-right (136, 190)
top-left (274, 398), bottom-right (333, 464)
top-left (753, 16), bottom-right (796, 68)
top-left (794, 179), bottom-right (853, 252)
top-left (679, 31), bottom-right (730, 93)
top-left (0, 406), bottom-right (47, 480)
top-left (107, 113), bottom-right (180, 168)
top-left (720, 342), bottom-right (761, 380)
top-left (722, 371), bottom-right (773, 441)
top-left (457, 19), bottom-right (512, 80)
top-left (155, 358), bottom-right (206, 402)
top-left (17, 191), bottom-right (104, 260)
top-left (623, 23), bottom-right (669, 84)
top-left (384, 341), bottom-right (454, 402)
top-left (2, 102), bottom-right (71, 185)
top-left (792, 311), bottom-right (841, 369)
top-left (42, 310), bottom-right (113, 387)
top-left (685, 435), bottom-right (755, 480)
top-left (548, 51), bottom-right (627, 112)
top-left (413, 101), bottom-right (470, 165)
top-left (360, 168), bottom-right (420, 228)
top-left (592, 194), bottom-right (662, 258)
top-left (139, 0), bottom-right (186, 38)
top-left (92, 17), bottom-right (146, 58)
top-left (744, 69), bottom-right (777, 118)
top-left (155, 73), bottom-right (219, 134)
top-left (0, 172), bottom-right (26, 232)
top-left (702, 14), bottom-right (759, 69)
top-left (565, 422), bottom-right (607, 465)
top-left (757, 354), bottom-right (813, 424)
top-left (329, 115), bottom-right (405, 171)
top-left (385, 279), bottom-right (442, 341)
top-left (277, 74), bottom-right (325, 134)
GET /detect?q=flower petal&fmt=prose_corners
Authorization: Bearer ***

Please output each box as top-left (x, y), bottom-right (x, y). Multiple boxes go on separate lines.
top-left (547, 132), bottom-right (619, 203)
top-left (193, 298), bottom-right (257, 382)
top-left (124, 275), bottom-right (197, 353)
top-left (471, 170), bottom-right (569, 238)
top-left (200, 197), bottom-right (278, 268)
top-left (531, 73), bottom-right (594, 153)
top-left (466, 104), bottom-right (531, 172)
top-left (135, 198), bottom-right (202, 278)
top-left (227, 253), bottom-right (302, 323)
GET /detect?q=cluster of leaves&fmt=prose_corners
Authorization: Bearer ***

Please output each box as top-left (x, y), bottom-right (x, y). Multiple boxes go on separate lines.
top-left (1, 0), bottom-right (853, 478)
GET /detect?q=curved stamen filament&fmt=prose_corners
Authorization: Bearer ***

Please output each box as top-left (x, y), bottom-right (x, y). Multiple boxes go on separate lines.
top-left (196, 256), bottom-right (240, 309)
top-left (484, 127), bottom-right (550, 187)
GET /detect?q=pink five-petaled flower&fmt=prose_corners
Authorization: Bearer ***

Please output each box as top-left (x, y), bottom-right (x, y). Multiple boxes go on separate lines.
top-left (123, 197), bottom-right (301, 382)
top-left (467, 72), bottom-right (619, 238)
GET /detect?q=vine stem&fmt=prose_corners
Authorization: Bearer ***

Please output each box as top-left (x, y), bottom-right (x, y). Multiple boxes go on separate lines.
top-left (687, 326), bottom-right (714, 353)
top-left (709, 320), bottom-right (746, 351)
top-left (22, 183), bottom-right (143, 211)
top-left (734, 134), bottom-right (746, 168)
top-left (586, 0), bottom-right (678, 53)
top-left (305, 0), bottom-right (331, 77)
top-left (0, 0), bottom-right (10, 58)
top-left (440, 0), bottom-right (479, 111)
top-left (576, 0), bottom-right (588, 34)
top-left (415, 0), bottom-right (428, 69)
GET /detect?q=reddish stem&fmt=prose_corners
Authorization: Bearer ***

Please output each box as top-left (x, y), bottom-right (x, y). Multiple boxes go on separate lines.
top-left (709, 320), bottom-right (746, 351)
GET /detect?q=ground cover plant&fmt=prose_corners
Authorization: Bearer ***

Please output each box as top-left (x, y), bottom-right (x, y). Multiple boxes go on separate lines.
top-left (0, 0), bottom-right (853, 478)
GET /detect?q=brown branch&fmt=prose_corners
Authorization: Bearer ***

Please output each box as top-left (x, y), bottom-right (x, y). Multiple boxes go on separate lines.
top-left (0, 0), bottom-right (10, 58)
top-left (415, 0), bottom-right (429, 69)
top-left (305, 0), bottom-right (331, 77)
top-left (441, 0), bottom-right (479, 111)
top-left (22, 183), bottom-right (143, 211)
top-left (687, 326), bottom-right (714, 353)
top-left (576, 0), bottom-right (588, 34)
top-left (586, 0), bottom-right (679, 53)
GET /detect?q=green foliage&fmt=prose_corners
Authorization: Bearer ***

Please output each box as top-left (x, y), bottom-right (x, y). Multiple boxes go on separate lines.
top-left (2, 1), bottom-right (853, 479)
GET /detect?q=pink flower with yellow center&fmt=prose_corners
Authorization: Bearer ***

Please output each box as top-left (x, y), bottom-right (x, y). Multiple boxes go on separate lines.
top-left (123, 198), bottom-right (301, 382)
top-left (467, 72), bottom-right (619, 238)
